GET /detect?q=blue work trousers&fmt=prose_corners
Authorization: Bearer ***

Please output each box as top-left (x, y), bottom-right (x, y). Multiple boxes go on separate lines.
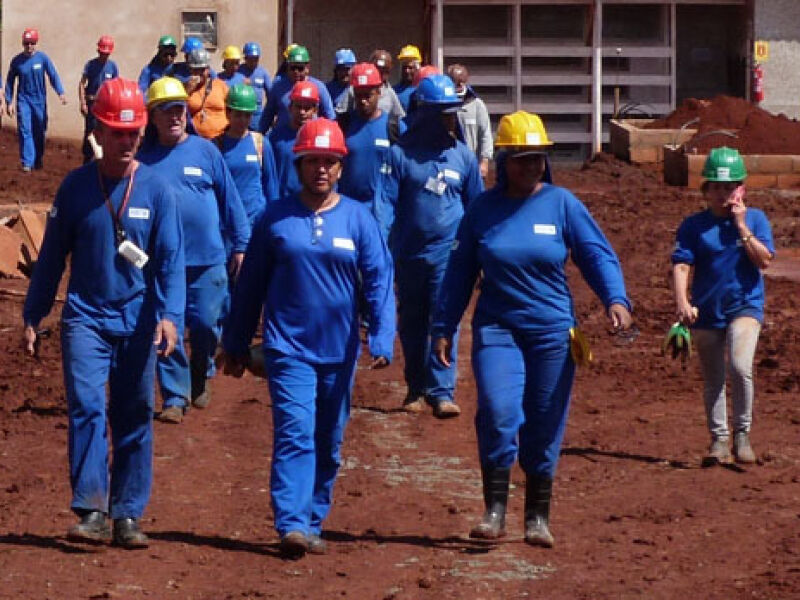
top-left (61, 320), bottom-right (156, 519)
top-left (16, 98), bottom-right (47, 169)
top-left (472, 323), bottom-right (575, 478)
top-left (264, 351), bottom-right (356, 537)
top-left (158, 264), bottom-right (227, 408)
top-left (395, 254), bottom-right (459, 402)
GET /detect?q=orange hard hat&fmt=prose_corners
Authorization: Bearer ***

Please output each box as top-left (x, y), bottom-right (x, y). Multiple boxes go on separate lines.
top-left (92, 78), bottom-right (148, 131)
top-left (293, 118), bottom-right (348, 158)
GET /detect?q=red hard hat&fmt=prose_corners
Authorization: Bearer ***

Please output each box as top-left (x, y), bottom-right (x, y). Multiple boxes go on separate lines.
top-left (412, 65), bottom-right (441, 88)
top-left (97, 35), bottom-right (115, 54)
top-left (289, 80), bottom-right (320, 104)
top-left (22, 28), bottom-right (39, 43)
top-left (92, 78), bottom-right (148, 131)
top-left (350, 63), bottom-right (381, 89)
top-left (293, 118), bottom-right (348, 158)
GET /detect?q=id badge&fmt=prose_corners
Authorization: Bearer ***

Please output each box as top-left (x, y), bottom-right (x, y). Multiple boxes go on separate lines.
top-left (424, 176), bottom-right (447, 195)
top-left (118, 240), bottom-right (149, 269)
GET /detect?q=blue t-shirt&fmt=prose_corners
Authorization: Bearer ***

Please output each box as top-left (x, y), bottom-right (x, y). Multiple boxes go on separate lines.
top-left (24, 162), bottom-right (185, 334)
top-left (672, 208), bottom-right (775, 329)
top-left (137, 135), bottom-right (250, 266)
top-left (82, 57), bottom-right (118, 97)
top-left (5, 51), bottom-right (65, 105)
top-left (223, 194), bottom-right (395, 363)
top-left (433, 183), bottom-right (631, 337)
top-left (267, 122), bottom-right (302, 201)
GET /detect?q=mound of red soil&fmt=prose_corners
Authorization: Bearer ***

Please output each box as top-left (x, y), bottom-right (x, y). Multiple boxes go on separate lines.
top-left (645, 95), bottom-right (800, 154)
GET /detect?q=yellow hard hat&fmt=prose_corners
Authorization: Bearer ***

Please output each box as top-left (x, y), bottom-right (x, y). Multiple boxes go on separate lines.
top-left (146, 76), bottom-right (188, 108)
top-left (494, 111), bottom-right (553, 148)
top-left (283, 43), bottom-right (299, 59)
top-left (222, 45), bottom-right (243, 61)
top-left (397, 44), bottom-right (422, 63)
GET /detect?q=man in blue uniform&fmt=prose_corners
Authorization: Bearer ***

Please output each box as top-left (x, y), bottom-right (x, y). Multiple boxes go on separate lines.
top-left (218, 45), bottom-right (246, 88)
top-left (326, 48), bottom-right (356, 108)
top-left (386, 74), bottom-right (483, 418)
top-left (221, 118), bottom-right (395, 557)
top-left (394, 45), bottom-right (421, 113)
top-left (79, 35), bottom-right (118, 163)
top-left (5, 28), bottom-right (67, 171)
top-left (258, 45), bottom-right (334, 133)
top-left (238, 42), bottom-right (272, 131)
top-left (338, 62), bottom-right (396, 239)
top-left (137, 35), bottom-right (178, 94)
top-left (22, 78), bottom-right (185, 548)
top-left (138, 77), bottom-right (250, 423)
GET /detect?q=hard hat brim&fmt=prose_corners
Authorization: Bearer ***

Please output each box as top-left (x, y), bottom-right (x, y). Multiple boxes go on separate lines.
top-left (150, 100), bottom-right (187, 111)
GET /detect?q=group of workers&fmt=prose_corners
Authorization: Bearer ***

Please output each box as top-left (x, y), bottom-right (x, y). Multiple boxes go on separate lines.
top-left (16, 28), bottom-right (773, 559)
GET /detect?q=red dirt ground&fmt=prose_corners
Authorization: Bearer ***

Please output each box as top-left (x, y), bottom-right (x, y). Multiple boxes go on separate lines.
top-left (0, 129), bottom-right (799, 599)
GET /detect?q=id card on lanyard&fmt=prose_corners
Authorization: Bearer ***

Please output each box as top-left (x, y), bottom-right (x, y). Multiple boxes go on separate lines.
top-left (97, 163), bottom-right (149, 268)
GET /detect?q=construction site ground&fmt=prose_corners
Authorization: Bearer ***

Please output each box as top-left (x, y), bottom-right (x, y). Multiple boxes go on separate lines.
top-left (0, 128), bottom-right (798, 599)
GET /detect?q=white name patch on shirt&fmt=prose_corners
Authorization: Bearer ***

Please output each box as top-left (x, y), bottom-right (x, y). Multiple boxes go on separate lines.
top-left (246, 154), bottom-right (259, 162)
top-left (184, 167), bottom-right (203, 176)
top-left (128, 208), bottom-right (150, 219)
top-left (33, 63), bottom-right (42, 70)
top-left (534, 224), bottom-right (557, 235)
top-left (332, 237), bottom-right (355, 251)
top-left (443, 169), bottom-right (461, 181)
top-left (464, 118), bottom-right (477, 125)
top-left (374, 138), bottom-right (390, 148)
top-left (254, 78), bottom-right (264, 85)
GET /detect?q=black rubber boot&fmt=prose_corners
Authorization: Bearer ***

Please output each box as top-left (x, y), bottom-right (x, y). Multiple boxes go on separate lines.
top-left (67, 510), bottom-right (111, 543)
top-left (469, 466), bottom-right (511, 540)
top-left (524, 475), bottom-right (554, 548)
top-left (190, 359), bottom-right (211, 409)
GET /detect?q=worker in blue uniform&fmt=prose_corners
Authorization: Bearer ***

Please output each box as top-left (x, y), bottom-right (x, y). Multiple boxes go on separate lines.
top-left (218, 45), bottom-right (246, 88)
top-left (238, 42), bottom-right (272, 131)
top-left (393, 45), bottom-right (421, 113)
top-left (221, 118), bottom-right (395, 558)
top-left (326, 48), bottom-right (356, 108)
top-left (5, 28), bottom-right (67, 171)
top-left (258, 45), bottom-right (334, 133)
top-left (268, 80), bottom-right (319, 202)
top-left (432, 111), bottom-right (633, 548)
top-left (137, 35), bottom-right (178, 94)
top-left (22, 78), bottom-right (185, 549)
top-left (338, 62), bottom-right (397, 240)
top-left (385, 73), bottom-right (483, 418)
top-left (79, 35), bottom-right (118, 163)
top-left (138, 77), bottom-right (250, 424)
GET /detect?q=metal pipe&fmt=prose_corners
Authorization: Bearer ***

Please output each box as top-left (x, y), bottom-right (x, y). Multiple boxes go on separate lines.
top-left (286, 0), bottom-right (295, 45)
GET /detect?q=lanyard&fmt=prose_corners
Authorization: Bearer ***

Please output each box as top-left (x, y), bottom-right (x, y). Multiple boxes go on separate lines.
top-left (97, 161), bottom-right (138, 246)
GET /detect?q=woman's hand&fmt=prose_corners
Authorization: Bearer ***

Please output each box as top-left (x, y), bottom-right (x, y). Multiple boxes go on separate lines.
top-left (434, 337), bottom-right (453, 368)
top-left (676, 302), bottom-right (699, 325)
top-left (727, 185), bottom-right (747, 228)
top-left (607, 303), bottom-right (633, 332)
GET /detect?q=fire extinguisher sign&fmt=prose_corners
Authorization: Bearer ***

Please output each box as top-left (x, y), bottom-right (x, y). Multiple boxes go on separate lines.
top-left (754, 40), bottom-right (769, 63)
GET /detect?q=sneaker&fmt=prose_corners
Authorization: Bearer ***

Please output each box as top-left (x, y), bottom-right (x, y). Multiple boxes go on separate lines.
top-left (432, 400), bottom-right (461, 419)
top-left (67, 511), bottom-right (111, 543)
top-left (279, 531), bottom-right (309, 557)
top-left (733, 431), bottom-right (757, 464)
top-left (402, 393), bottom-right (426, 414)
top-left (702, 437), bottom-right (732, 467)
top-left (307, 533), bottom-right (328, 555)
top-left (112, 518), bottom-right (149, 549)
top-left (157, 405), bottom-right (185, 424)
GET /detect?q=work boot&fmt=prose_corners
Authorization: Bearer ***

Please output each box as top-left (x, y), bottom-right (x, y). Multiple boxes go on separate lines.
top-left (469, 466), bottom-right (510, 540)
top-left (191, 367), bottom-right (211, 409)
top-left (402, 392), bottom-right (425, 414)
top-left (733, 431), bottom-right (757, 464)
top-left (524, 475), bottom-right (554, 548)
top-left (702, 436), bottom-right (732, 467)
top-left (157, 405), bottom-right (185, 424)
top-left (192, 385), bottom-right (212, 409)
top-left (67, 510), bottom-right (111, 543)
top-left (279, 531), bottom-right (309, 558)
top-left (112, 518), bottom-right (149, 549)
top-left (432, 399), bottom-right (461, 419)
top-left (307, 533), bottom-right (328, 555)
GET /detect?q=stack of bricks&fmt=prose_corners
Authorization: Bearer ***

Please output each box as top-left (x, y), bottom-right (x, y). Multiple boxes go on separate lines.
top-left (610, 119), bottom-right (697, 164)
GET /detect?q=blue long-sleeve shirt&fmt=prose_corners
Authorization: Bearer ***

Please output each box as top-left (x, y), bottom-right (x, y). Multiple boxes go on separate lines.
top-left (81, 57), bottom-right (118, 97)
top-left (432, 183), bottom-right (631, 337)
top-left (137, 135), bottom-right (250, 266)
top-left (258, 75), bottom-right (335, 132)
top-left (5, 51), bottom-right (65, 106)
top-left (216, 131), bottom-right (279, 224)
top-left (339, 112), bottom-right (394, 238)
top-left (223, 194), bottom-right (395, 363)
top-left (386, 112), bottom-right (483, 259)
top-left (137, 58), bottom-right (173, 95)
top-left (671, 208), bottom-right (774, 329)
top-left (267, 122), bottom-right (302, 201)
top-left (326, 79), bottom-right (349, 108)
top-left (393, 82), bottom-right (414, 113)
top-left (237, 64), bottom-right (271, 129)
top-left (218, 71), bottom-right (246, 88)
top-left (23, 162), bottom-right (185, 334)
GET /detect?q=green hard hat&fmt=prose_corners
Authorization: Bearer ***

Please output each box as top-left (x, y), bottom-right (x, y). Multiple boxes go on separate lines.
top-left (286, 44), bottom-right (310, 64)
top-left (702, 146), bottom-right (747, 182)
top-left (226, 83), bottom-right (258, 112)
top-left (158, 35), bottom-right (177, 48)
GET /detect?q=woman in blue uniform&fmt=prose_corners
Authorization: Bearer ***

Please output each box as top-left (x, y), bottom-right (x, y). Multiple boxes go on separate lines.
top-left (221, 118), bottom-right (395, 558)
top-left (432, 111), bottom-right (633, 548)
top-left (671, 147), bottom-right (774, 466)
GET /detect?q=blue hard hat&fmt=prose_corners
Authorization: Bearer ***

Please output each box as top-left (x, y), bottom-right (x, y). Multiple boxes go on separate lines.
top-left (335, 48), bottom-right (357, 66)
top-left (416, 74), bottom-right (461, 106)
top-left (181, 37), bottom-right (203, 54)
top-left (243, 42), bottom-right (261, 57)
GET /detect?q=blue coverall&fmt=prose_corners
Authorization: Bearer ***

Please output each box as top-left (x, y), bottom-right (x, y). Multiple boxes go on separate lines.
top-left (223, 194), bottom-right (395, 538)
top-left (237, 63), bottom-right (272, 130)
top-left (138, 134), bottom-right (250, 409)
top-left (385, 106), bottom-right (483, 405)
top-left (5, 50), bottom-right (65, 169)
top-left (80, 57), bottom-right (118, 162)
top-left (23, 162), bottom-right (185, 519)
top-left (258, 75), bottom-right (335, 133)
top-left (432, 155), bottom-right (631, 477)
top-left (267, 122), bottom-right (303, 201)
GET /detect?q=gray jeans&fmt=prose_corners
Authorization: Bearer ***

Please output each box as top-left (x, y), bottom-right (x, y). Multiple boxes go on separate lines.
top-left (693, 317), bottom-right (761, 440)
